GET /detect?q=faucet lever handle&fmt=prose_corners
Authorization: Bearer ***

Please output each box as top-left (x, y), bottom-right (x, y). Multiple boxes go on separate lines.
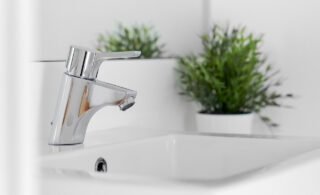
top-left (95, 51), bottom-right (141, 62)
top-left (66, 46), bottom-right (141, 80)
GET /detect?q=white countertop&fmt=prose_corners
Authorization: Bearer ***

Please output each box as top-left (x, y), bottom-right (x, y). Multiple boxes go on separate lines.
top-left (39, 126), bottom-right (178, 156)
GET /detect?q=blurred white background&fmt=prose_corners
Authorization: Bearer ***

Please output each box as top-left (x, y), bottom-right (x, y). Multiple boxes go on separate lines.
top-left (1, 0), bottom-right (320, 194)
top-left (36, 0), bottom-right (206, 59)
top-left (1, 0), bottom-right (39, 195)
top-left (36, 0), bottom-right (320, 138)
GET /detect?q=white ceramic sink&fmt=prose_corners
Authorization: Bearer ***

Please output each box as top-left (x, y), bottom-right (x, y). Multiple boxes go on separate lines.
top-left (40, 133), bottom-right (320, 181)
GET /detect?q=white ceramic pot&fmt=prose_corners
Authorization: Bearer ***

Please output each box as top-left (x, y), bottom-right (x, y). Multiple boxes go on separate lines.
top-left (195, 112), bottom-right (254, 134)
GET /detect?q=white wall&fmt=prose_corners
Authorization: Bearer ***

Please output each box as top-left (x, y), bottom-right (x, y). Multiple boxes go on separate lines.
top-left (37, 0), bottom-right (205, 60)
top-left (36, 0), bottom-right (206, 140)
top-left (209, 0), bottom-right (320, 136)
top-left (37, 0), bottom-right (320, 137)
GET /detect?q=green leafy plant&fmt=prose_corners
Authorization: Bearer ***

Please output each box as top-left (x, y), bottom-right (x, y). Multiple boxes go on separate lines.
top-left (177, 25), bottom-right (293, 127)
top-left (97, 24), bottom-right (165, 58)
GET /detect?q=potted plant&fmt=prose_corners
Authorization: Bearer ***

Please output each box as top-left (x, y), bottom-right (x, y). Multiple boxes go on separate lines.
top-left (177, 25), bottom-right (293, 134)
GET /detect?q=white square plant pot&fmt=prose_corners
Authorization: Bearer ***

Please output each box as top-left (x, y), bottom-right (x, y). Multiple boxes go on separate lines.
top-left (195, 112), bottom-right (254, 134)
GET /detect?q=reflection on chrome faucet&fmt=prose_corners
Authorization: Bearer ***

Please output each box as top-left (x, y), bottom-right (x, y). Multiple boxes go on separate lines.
top-left (49, 46), bottom-right (140, 145)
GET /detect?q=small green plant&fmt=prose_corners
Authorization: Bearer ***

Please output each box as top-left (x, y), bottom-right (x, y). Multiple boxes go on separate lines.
top-left (177, 25), bottom-right (293, 127)
top-left (97, 24), bottom-right (165, 58)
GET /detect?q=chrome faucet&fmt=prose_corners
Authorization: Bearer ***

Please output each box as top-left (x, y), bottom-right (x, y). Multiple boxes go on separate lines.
top-left (49, 46), bottom-right (140, 145)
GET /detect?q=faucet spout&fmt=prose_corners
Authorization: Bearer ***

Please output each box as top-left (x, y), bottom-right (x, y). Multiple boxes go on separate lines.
top-left (49, 74), bottom-right (137, 145)
top-left (88, 78), bottom-right (137, 109)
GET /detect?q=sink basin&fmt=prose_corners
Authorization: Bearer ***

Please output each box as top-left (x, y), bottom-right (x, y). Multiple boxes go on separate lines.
top-left (40, 133), bottom-right (320, 181)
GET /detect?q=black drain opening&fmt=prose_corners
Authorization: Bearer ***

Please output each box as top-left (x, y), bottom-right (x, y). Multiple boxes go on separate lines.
top-left (95, 157), bottom-right (107, 173)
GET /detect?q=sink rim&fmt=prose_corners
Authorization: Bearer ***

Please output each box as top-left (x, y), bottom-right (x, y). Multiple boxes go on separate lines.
top-left (42, 131), bottom-right (320, 158)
